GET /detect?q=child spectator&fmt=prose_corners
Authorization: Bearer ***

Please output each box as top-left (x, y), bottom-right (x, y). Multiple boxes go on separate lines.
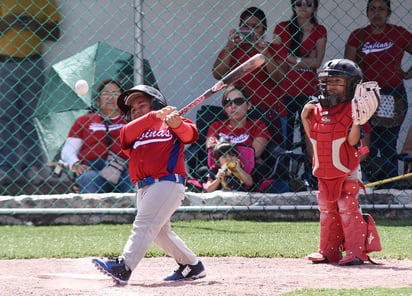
top-left (205, 141), bottom-right (253, 192)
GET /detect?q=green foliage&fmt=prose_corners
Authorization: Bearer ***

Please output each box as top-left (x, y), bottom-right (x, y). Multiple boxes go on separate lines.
top-left (0, 219), bottom-right (411, 259)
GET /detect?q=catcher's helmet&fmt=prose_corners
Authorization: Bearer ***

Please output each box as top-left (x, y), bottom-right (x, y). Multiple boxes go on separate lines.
top-left (317, 59), bottom-right (363, 109)
top-left (117, 85), bottom-right (167, 120)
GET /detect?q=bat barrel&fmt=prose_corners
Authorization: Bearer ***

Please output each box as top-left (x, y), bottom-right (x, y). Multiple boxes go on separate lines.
top-left (178, 53), bottom-right (266, 115)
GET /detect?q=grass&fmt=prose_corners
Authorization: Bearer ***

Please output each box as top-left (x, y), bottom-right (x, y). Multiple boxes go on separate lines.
top-left (1, 219), bottom-right (411, 295)
top-left (0, 219), bottom-right (411, 259)
top-left (282, 287), bottom-right (412, 296)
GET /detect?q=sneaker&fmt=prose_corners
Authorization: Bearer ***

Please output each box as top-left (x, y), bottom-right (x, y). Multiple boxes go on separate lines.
top-left (92, 257), bottom-right (131, 284)
top-left (164, 260), bottom-right (206, 281)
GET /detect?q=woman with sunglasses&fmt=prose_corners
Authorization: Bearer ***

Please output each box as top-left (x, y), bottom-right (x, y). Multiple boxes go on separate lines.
top-left (206, 85), bottom-right (272, 188)
top-left (272, 0), bottom-right (326, 150)
top-left (344, 0), bottom-right (412, 185)
top-left (212, 7), bottom-right (287, 143)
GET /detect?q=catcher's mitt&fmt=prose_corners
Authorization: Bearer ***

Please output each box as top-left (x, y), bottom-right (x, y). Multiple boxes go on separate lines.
top-left (351, 81), bottom-right (380, 125)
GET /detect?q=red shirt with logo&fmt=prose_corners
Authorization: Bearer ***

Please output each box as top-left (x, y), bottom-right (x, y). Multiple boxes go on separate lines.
top-left (347, 24), bottom-right (412, 88)
top-left (206, 119), bottom-right (271, 146)
top-left (67, 113), bottom-right (127, 161)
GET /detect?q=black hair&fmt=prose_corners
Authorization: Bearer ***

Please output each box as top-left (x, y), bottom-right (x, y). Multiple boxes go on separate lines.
top-left (213, 141), bottom-right (239, 162)
top-left (239, 7), bottom-right (267, 33)
top-left (289, 0), bottom-right (319, 57)
top-left (367, 0), bottom-right (391, 15)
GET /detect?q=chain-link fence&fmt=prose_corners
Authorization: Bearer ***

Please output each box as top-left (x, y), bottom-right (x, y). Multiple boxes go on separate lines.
top-left (0, 0), bottom-right (411, 200)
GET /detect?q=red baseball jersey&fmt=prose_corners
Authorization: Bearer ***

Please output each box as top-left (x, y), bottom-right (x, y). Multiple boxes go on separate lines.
top-left (206, 119), bottom-right (271, 146)
top-left (67, 113), bottom-right (128, 161)
top-left (120, 111), bottom-right (198, 184)
top-left (274, 21), bottom-right (327, 97)
top-left (347, 24), bottom-right (412, 89)
top-left (216, 43), bottom-right (287, 115)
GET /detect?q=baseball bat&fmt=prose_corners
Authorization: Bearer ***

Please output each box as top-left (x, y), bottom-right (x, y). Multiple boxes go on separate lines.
top-left (178, 53), bottom-right (266, 115)
top-left (364, 172), bottom-right (412, 188)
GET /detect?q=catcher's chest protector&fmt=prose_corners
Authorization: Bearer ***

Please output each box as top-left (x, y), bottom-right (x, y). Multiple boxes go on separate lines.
top-left (310, 103), bottom-right (360, 178)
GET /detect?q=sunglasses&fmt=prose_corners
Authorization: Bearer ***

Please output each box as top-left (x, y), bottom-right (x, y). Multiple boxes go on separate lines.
top-left (223, 97), bottom-right (247, 107)
top-left (294, 0), bottom-right (313, 8)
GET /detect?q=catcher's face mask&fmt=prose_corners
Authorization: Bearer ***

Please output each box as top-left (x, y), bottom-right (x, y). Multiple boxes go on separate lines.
top-left (318, 77), bottom-right (350, 109)
top-left (317, 59), bottom-right (363, 109)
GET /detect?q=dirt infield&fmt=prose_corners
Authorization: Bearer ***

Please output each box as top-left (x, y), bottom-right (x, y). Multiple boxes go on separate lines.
top-left (1, 257), bottom-right (411, 296)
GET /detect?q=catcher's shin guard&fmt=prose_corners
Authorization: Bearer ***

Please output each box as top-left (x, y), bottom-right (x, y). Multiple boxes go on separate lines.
top-left (337, 179), bottom-right (369, 264)
top-left (311, 192), bottom-right (343, 263)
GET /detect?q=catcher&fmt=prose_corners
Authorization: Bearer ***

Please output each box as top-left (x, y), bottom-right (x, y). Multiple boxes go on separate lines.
top-left (301, 59), bottom-right (382, 265)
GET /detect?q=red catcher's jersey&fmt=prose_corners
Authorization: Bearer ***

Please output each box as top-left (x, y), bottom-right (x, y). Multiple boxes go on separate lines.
top-left (309, 102), bottom-right (360, 179)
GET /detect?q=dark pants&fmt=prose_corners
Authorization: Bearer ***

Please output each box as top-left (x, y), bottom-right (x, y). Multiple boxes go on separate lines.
top-left (0, 56), bottom-right (45, 174)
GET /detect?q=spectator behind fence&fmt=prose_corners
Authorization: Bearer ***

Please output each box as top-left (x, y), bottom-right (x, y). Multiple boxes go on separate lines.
top-left (212, 6), bottom-right (287, 143)
top-left (205, 141), bottom-right (253, 192)
top-left (272, 0), bottom-right (326, 150)
top-left (92, 85), bottom-right (205, 284)
top-left (0, 0), bottom-right (60, 185)
top-left (400, 123), bottom-right (412, 175)
top-left (344, 0), bottom-right (412, 182)
top-left (301, 59), bottom-right (381, 265)
top-left (61, 79), bottom-right (134, 194)
top-left (205, 85), bottom-right (272, 184)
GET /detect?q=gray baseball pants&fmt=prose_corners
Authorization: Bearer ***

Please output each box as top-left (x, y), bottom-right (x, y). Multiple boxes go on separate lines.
top-left (122, 181), bottom-right (198, 270)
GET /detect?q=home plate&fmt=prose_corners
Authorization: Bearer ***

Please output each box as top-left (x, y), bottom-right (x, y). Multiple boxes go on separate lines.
top-left (38, 273), bottom-right (108, 280)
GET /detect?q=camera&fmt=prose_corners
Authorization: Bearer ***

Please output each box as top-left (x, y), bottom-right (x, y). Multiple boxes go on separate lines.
top-left (232, 29), bottom-right (256, 44)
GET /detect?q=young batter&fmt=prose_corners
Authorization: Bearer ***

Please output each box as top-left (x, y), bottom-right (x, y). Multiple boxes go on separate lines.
top-left (301, 59), bottom-right (381, 265)
top-left (92, 85), bottom-right (206, 284)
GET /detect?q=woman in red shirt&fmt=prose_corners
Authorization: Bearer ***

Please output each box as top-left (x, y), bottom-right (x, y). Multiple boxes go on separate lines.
top-left (272, 0), bottom-right (327, 150)
top-left (212, 7), bottom-right (286, 144)
top-left (61, 79), bottom-right (133, 193)
top-left (345, 0), bottom-right (412, 181)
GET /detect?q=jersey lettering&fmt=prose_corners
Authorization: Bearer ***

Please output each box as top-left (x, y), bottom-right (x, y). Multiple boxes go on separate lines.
top-left (362, 41), bottom-right (394, 55)
top-left (132, 129), bottom-right (173, 149)
top-left (89, 122), bottom-right (124, 132)
top-left (217, 132), bottom-right (250, 144)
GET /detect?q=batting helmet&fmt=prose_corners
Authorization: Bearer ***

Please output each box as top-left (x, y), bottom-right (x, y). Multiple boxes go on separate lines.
top-left (317, 59), bottom-right (363, 109)
top-left (117, 85), bottom-right (167, 117)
